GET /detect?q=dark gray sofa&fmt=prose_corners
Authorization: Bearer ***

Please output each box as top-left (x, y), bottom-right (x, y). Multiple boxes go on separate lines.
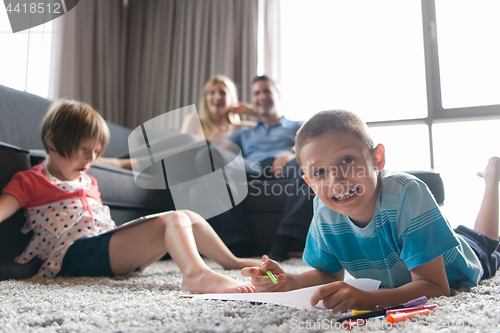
top-left (0, 84), bottom-right (446, 280)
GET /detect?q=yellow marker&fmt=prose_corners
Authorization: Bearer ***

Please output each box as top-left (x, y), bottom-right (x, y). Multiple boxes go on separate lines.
top-left (260, 262), bottom-right (278, 284)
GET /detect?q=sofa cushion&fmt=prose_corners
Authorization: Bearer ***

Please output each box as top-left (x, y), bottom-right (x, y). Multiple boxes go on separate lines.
top-left (87, 164), bottom-right (176, 224)
top-left (0, 84), bottom-right (132, 159)
top-left (103, 122), bottom-right (133, 158)
top-left (0, 85), bottom-right (50, 150)
top-left (29, 149), bottom-right (176, 224)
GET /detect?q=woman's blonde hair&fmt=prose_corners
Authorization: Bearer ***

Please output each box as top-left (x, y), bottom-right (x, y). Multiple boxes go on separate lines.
top-left (199, 75), bottom-right (241, 138)
top-left (41, 99), bottom-right (110, 159)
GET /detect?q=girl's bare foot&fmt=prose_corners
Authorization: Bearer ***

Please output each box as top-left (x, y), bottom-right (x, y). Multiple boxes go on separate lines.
top-left (181, 269), bottom-right (256, 294)
top-left (477, 156), bottom-right (500, 184)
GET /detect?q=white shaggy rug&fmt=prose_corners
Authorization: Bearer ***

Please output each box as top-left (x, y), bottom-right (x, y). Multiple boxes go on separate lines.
top-left (1, 258), bottom-right (500, 332)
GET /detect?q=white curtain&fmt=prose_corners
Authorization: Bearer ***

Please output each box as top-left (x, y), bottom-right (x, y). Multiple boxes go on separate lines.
top-left (262, 0), bottom-right (282, 88)
top-left (56, 0), bottom-right (126, 124)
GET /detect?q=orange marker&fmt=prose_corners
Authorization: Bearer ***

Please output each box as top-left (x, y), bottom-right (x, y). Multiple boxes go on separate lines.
top-left (386, 309), bottom-right (430, 324)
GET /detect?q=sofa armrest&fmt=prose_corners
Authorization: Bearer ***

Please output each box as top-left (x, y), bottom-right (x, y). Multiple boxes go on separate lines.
top-left (0, 142), bottom-right (43, 278)
top-left (405, 170), bottom-right (445, 206)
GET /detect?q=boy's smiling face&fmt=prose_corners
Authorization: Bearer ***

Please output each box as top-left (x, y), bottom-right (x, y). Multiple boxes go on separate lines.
top-left (300, 130), bottom-right (385, 226)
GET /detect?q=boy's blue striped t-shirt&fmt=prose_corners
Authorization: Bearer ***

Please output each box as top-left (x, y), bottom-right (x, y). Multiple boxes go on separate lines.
top-left (302, 170), bottom-right (482, 289)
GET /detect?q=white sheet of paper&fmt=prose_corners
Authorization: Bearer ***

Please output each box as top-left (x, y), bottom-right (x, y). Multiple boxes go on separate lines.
top-left (183, 278), bottom-right (381, 310)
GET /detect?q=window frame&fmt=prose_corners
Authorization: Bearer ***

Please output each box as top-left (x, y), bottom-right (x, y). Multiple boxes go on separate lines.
top-left (366, 0), bottom-right (500, 169)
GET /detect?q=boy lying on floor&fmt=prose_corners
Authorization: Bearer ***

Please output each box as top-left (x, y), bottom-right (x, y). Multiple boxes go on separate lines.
top-left (243, 110), bottom-right (500, 312)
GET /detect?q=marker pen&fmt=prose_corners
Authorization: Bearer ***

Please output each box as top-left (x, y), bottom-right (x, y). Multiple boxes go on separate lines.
top-left (386, 309), bottom-right (430, 324)
top-left (385, 304), bottom-right (437, 315)
top-left (260, 262), bottom-right (278, 285)
top-left (337, 296), bottom-right (428, 322)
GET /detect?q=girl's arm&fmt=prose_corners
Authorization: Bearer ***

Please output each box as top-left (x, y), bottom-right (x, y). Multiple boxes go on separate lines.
top-left (0, 193), bottom-right (21, 224)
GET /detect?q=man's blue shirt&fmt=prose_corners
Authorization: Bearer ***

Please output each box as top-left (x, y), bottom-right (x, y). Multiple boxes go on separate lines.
top-left (227, 117), bottom-right (303, 163)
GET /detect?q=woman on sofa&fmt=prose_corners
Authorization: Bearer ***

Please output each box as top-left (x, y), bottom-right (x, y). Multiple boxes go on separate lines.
top-left (181, 74), bottom-right (256, 143)
top-left (97, 75), bottom-right (255, 169)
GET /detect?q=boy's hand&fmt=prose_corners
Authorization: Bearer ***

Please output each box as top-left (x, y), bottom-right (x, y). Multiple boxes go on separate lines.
top-left (310, 281), bottom-right (373, 313)
top-left (240, 255), bottom-right (290, 292)
top-left (309, 256), bottom-right (451, 313)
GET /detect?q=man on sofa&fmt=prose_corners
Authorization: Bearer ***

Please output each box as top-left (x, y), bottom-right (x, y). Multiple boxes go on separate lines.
top-left (220, 75), bottom-right (314, 261)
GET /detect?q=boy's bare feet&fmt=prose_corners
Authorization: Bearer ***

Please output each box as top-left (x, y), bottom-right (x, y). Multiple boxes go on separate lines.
top-left (181, 269), bottom-right (256, 294)
top-left (477, 156), bottom-right (500, 183)
top-left (474, 156), bottom-right (500, 240)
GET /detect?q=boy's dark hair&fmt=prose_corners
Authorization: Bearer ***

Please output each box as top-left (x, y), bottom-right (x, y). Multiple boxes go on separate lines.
top-left (295, 110), bottom-right (375, 166)
top-left (41, 99), bottom-right (110, 159)
top-left (252, 75), bottom-right (280, 94)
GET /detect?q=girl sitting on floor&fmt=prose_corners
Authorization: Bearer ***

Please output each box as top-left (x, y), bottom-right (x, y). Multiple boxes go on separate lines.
top-left (0, 99), bottom-right (260, 293)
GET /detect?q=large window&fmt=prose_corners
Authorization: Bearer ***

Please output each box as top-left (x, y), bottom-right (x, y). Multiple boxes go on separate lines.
top-left (281, 0), bottom-right (428, 123)
top-left (0, 6), bottom-right (56, 98)
top-left (281, 0), bottom-right (500, 229)
top-left (435, 0), bottom-right (500, 109)
top-left (434, 119), bottom-right (500, 230)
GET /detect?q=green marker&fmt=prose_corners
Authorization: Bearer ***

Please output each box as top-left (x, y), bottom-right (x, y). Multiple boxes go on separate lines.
top-left (260, 262), bottom-right (278, 285)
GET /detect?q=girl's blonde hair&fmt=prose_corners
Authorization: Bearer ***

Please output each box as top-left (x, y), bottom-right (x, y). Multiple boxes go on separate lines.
top-left (199, 75), bottom-right (241, 138)
top-left (41, 99), bottom-right (110, 159)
